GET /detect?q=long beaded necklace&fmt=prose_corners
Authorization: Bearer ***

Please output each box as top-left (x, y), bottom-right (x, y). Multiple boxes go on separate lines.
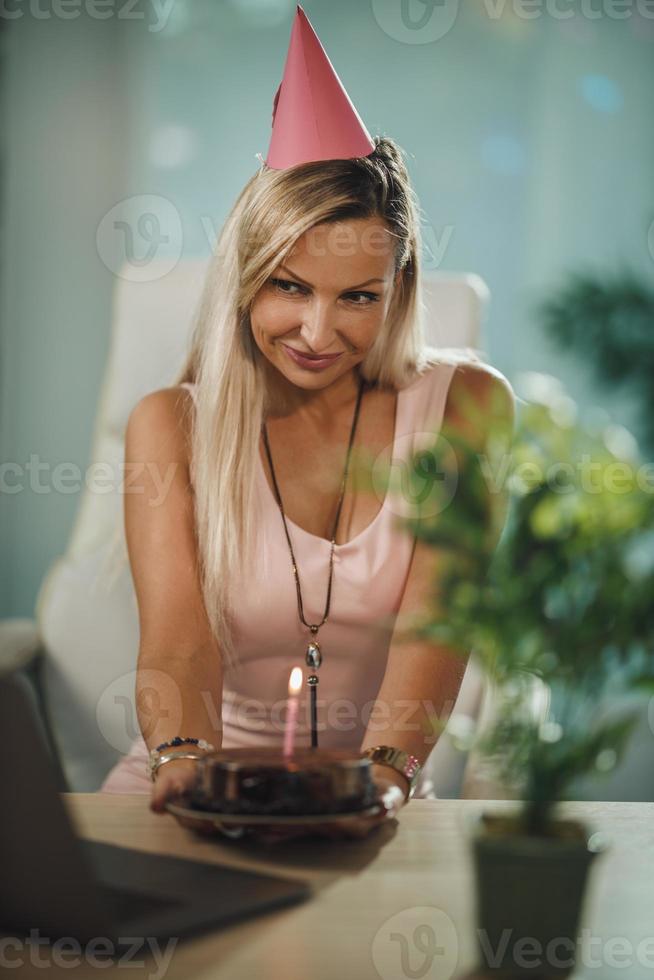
top-left (261, 372), bottom-right (366, 747)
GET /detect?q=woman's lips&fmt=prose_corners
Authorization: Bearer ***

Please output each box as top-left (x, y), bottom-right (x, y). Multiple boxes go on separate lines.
top-left (282, 344), bottom-right (344, 371)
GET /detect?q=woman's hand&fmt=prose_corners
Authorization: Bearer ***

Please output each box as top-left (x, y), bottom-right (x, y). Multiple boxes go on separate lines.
top-left (150, 757), bottom-right (199, 821)
top-left (151, 756), bottom-right (245, 837)
top-left (312, 764), bottom-right (408, 840)
top-left (317, 775), bottom-right (405, 841)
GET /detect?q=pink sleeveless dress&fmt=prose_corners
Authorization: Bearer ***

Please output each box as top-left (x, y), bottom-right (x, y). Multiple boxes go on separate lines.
top-left (99, 361), bottom-right (458, 798)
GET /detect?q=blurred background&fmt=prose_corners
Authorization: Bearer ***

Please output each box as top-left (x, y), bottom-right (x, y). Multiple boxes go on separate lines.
top-left (1, 0), bottom-right (653, 794)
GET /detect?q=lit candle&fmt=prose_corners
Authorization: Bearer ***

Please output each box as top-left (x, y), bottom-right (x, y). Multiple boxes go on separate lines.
top-left (283, 666), bottom-right (303, 759)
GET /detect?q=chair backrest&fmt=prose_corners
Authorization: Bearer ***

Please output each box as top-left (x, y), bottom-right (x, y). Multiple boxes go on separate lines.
top-left (35, 260), bottom-right (490, 791)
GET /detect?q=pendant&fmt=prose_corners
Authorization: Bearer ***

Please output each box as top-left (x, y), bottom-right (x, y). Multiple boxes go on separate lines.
top-left (306, 640), bottom-right (322, 670)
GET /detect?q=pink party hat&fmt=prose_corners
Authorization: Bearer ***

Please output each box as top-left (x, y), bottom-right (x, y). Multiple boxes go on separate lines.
top-left (265, 4), bottom-right (375, 170)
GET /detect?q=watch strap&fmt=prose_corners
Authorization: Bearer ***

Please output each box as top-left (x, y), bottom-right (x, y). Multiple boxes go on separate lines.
top-left (363, 745), bottom-right (422, 799)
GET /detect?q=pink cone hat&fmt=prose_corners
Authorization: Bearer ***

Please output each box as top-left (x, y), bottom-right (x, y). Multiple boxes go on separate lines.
top-left (265, 4), bottom-right (376, 170)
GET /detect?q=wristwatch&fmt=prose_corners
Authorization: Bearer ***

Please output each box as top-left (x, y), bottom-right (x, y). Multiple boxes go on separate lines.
top-left (363, 745), bottom-right (422, 800)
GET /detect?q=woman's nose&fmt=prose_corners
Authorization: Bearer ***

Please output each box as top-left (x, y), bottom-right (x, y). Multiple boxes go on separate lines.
top-left (299, 300), bottom-right (340, 351)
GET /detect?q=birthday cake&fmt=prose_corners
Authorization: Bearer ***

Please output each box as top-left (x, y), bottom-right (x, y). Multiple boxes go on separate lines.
top-left (189, 747), bottom-right (378, 816)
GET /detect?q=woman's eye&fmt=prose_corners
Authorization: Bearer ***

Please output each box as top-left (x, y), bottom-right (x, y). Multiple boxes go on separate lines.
top-left (270, 278), bottom-right (379, 306)
top-left (348, 291), bottom-right (380, 305)
top-left (271, 278), bottom-right (303, 296)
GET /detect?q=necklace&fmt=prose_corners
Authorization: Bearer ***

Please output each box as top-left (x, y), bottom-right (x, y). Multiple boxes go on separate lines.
top-left (261, 372), bottom-right (366, 747)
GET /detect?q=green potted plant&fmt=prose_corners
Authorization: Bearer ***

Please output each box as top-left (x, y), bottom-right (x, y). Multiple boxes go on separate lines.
top-left (393, 370), bottom-right (654, 978)
top-left (535, 269), bottom-right (654, 457)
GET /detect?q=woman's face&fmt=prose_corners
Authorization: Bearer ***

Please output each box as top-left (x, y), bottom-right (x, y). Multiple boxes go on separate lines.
top-left (249, 217), bottom-right (400, 395)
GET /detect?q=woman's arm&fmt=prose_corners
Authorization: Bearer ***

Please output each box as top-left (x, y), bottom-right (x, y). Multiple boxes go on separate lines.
top-left (124, 388), bottom-right (224, 765)
top-left (360, 364), bottom-right (516, 793)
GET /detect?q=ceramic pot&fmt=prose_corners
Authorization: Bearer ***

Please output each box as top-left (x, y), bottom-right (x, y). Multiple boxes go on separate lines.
top-left (470, 811), bottom-right (607, 978)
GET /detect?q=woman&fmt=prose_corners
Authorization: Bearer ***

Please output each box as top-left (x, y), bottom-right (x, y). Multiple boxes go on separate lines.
top-left (99, 135), bottom-right (514, 840)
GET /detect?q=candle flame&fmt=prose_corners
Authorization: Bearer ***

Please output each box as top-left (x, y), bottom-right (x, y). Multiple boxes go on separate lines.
top-left (288, 666), bottom-right (303, 694)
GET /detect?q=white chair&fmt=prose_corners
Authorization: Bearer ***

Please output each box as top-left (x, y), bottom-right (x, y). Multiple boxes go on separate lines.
top-left (0, 260), bottom-right (498, 794)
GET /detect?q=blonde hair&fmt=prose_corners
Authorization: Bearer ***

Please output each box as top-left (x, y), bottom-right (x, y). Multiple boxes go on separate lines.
top-left (103, 136), bottom-right (485, 670)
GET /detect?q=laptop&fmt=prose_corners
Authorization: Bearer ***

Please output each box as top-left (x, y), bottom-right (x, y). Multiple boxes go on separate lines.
top-left (0, 669), bottom-right (311, 956)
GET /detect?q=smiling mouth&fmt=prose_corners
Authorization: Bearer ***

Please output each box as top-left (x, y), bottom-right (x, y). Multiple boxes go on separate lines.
top-left (282, 345), bottom-right (344, 361)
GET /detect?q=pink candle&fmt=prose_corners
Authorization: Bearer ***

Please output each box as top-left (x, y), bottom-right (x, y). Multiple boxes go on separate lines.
top-left (283, 666), bottom-right (303, 759)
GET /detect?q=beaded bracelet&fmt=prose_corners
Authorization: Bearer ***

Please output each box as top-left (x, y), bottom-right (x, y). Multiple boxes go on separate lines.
top-left (154, 736), bottom-right (212, 753)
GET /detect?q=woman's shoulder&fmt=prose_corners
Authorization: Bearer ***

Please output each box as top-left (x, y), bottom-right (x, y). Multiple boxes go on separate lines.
top-left (442, 358), bottom-right (515, 451)
top-left (125, 385), bottom-right (195, 464)
top-left (128, 384), bottom-right (195, 424)
top-left (413, 346), bottom-right (512, 396)
top-left (405, 347), bottom-right (514, 447)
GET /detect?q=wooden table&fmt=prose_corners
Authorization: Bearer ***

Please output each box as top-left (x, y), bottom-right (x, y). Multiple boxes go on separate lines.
top-left (20, 797), bottom-right (654, 978)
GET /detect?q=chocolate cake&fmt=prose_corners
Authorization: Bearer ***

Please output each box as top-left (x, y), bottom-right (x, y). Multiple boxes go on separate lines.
top-left (189, 747), bottom-right (378, 816)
